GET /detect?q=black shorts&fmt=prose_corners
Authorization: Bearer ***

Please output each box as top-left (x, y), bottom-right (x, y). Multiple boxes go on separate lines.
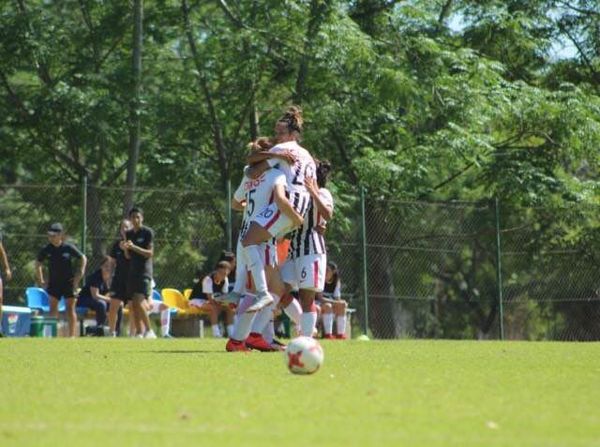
top-left (126, 276), bottom-right (152, 301)
top-left (47, 281), bottom-right (76, 300)
top-left (109, 277), bottom-right (128, 302)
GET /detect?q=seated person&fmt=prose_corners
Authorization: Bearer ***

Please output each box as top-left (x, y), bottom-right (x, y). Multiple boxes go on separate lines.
top-left (317, 261), bottom-right (348, 339)
top-left (189, 261), bottom-right (234, 338)
top-left (77, 257), bottom-right (119, 335)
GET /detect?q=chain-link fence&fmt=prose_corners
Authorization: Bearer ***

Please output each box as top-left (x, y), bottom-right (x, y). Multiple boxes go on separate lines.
top-left (1, 182), bottom-right (598, 340)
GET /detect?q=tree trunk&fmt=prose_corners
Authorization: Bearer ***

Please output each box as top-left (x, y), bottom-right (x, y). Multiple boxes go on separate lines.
top-left (124, 0), bottom-right (143, 214)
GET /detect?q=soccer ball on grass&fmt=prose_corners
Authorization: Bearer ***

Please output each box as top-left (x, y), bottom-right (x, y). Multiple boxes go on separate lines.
top-left (284, 336), bottom-right (324, 375)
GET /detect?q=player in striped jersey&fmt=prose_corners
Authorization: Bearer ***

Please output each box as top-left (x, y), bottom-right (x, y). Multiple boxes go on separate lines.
top-left (241, 107), bottom-right (315, 314)
top-left (280, 160), bottom-right (334, 337)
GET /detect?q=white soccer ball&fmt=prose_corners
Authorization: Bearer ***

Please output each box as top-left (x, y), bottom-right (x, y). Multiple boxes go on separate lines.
top-left (284, 336), bottom-right (324, 375)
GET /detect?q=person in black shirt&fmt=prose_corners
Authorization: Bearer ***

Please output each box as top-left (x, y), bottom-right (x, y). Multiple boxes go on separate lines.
top-left (124, 207), bottom-right (156, 338)
top-left (0, 231), bottom-right (13, 337)
top-left (107, 218), bottom-right (132, 337)
top-left (76, 257), bottom-right (113, 334)
top-left (35, 223), bottom-right (87, 337)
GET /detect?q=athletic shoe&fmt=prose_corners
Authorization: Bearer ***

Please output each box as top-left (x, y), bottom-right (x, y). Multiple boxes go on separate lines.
top-left (271, 338), bottom-right (287, 348)
top-left (162, 334), bottom-right (175, 338)
top-left (246, 292), bottom-right (274, 313)
top-left (335, 334), bottom-right (347, 340)
top-left (245, 333), bottom-right (278, 352)
top-left (226, 338), bottom-right (250, 352)
top-left (144, 330), bottom-right (157, 339)
top-left (216, 290), bottom-right (242, 307)
top-left (323, 334), bottom-right (335, 340)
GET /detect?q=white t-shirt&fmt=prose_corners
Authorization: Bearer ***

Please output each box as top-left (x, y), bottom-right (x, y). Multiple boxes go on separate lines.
top-left (235, 168), bottom-right (287, 239)
top-left (267, 141), bottom-right (316, 195)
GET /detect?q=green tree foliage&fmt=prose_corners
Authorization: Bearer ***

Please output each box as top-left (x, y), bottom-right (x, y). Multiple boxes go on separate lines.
top-left (0, 0), bottom-right (598, 338)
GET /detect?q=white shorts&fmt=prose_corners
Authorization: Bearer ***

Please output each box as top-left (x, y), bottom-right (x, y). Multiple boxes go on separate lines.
top-left (280, 253), bottom-right (327, 292)
top-left (243, 240), bottom-right (278, 292)
top-left (253, 203), bottom-right (296, 238)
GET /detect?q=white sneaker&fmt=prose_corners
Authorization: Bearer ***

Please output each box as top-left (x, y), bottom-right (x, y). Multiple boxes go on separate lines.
top-left (144, 330), bottom-right (157, 339)
top-left (246, 292), bottom-right (274, 313)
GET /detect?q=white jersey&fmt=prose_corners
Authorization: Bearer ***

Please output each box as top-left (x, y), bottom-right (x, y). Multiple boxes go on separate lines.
top-left (290, 188), bottom-right (334, 259)
top-left (267, 141), bottom-right (315, 216)
top-left (235, 168), bottom-right (287, 239)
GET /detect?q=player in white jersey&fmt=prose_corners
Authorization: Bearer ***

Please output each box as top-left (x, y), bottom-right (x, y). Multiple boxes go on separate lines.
top-left (280, 160), bottom-right (334, 337)
top-left (226, 140), bottom-right (304, 352)
top-left (240, 107), bottom-right (315, 315)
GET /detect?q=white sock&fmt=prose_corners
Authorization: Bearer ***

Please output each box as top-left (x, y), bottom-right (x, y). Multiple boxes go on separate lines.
top-left (336, 315), bottom-right (347, 336)
top-left (160, 309), bottom-right (171, 336)
top-left (263, 320), bottom-right (274, 344)
top-left (284, 299), bottom-right (302, 326)
top-left (251, 303), bottom-right (274, 335)
top-left (244, 245), bottom-right (268, 295)
top-left (233, 312), bottom-right (255, 341)
top-left (301, 312), bottom-right (317, 337)
top-left (212, 324), bottom-right (222, 338)
top-left (227, 324), bottom-right (235, 337)
top-left (323, 313), bottom-right (334, 335)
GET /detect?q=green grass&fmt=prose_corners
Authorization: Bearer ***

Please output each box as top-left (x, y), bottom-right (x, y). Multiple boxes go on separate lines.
top-left (0, 339), bottom-right (598, 446)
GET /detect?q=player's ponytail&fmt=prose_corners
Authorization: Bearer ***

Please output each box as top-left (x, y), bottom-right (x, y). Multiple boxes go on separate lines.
top-left (248, 136), bottom-right (273, 153)
top-left (278, 105), bottom-right (303, 136)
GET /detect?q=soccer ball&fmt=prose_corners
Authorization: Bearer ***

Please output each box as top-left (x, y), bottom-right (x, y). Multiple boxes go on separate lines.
top-left (284, 336), bottom-right (324, 375)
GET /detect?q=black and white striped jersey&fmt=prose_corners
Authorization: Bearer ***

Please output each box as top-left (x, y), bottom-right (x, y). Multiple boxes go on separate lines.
top-left (289, 188), bottom-right (334, 259)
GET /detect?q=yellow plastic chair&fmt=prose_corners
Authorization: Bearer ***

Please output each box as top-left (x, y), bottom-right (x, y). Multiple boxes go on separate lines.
top-left (161, 289), bottom-right (189, 315)
top-left (183, 289), bottom-right (192, 300)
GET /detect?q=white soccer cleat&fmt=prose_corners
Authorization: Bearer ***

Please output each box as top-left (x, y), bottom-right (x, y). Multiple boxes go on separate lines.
top-left (216, 291), bottom-right (242, 306)
top-left (144, 330), bottom-right (157, 339)
top-left (246, 292), bottom-right (274, 313)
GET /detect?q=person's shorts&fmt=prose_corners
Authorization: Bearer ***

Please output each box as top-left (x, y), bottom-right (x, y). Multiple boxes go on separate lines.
top-left (189, 298), bottom-right (209, 308)
top-left (109, 277), bottom-right (128, 302)
top-left (280, 253), bottom-right (327, 292)
top-left (126, 276), bottom-right (152, 300)
top-left (47, 281), bottom-right (76, 299)
top-left (252, 203), bottom-right (296, 238)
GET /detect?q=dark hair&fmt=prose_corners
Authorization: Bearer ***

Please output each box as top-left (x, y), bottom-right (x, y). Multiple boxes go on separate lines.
top-left (316, 160), bottom-right (332, 188)
top-left (128, 206), bottom-right (143, 217)
top-left (220, 250), bottom-right (235, 263)
top-left (277, 106), bottom-right (303, 134)
top-left (216, 260), bottom-right (231, 271)
top-left (327, 261), bottom-right (339, 285)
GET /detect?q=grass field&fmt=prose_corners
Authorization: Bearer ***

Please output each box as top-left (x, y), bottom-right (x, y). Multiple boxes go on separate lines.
top-left (0, 339), bottom-right (598, 447)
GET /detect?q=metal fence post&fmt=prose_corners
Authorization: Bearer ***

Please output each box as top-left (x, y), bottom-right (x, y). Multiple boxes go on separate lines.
top-left (226, 178), bottom-right (232, 252)
top-left (81, 174), bottom-right (88, 254)
top-left (495, 197), bottom-right (505, 340)
top-left (360, 186), bottom-right (369, 336)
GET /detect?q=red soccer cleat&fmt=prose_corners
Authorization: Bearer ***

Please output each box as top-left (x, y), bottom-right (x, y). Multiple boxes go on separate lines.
top-left (335, 334), bottom-right (347, 340)
top-left (323, 334), bottom-right (335, 340)
top-left (245, 333), bottom-right (278, 352)
top-left (226, 338), bottom-right (250, 352)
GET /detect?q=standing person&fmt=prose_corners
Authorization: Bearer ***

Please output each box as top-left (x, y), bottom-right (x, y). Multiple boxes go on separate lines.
top-left (189, 261), bottom-right (233, 338)
top-left (124, 207), bottom-right (156, 339)
top-left (280, 160), bottom-right (334, 337)
top-left (219, 251), bottom-right (236, 293)
top-left (107, 219), bottom-right (132, 337)
top-left (241, 106), bottom-right (315, 313)
top-left (35, 223), bottom-right (87, 337)
top-left (76, 257), bottom-right (113, 335)
top-left (0, 231), bottom-right (13, 337)
top-left (318, 261), bottom-right (348, 339)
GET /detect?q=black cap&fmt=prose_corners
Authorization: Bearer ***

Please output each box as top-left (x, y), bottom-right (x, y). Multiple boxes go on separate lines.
top-left (48, 223), bottom-right (63, 234)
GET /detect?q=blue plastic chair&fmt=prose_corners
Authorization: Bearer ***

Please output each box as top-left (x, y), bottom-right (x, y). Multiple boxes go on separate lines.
top-left (152, 289), bottom-right (162, 301)
top-left (26, 287), bottom-right (66, 313)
